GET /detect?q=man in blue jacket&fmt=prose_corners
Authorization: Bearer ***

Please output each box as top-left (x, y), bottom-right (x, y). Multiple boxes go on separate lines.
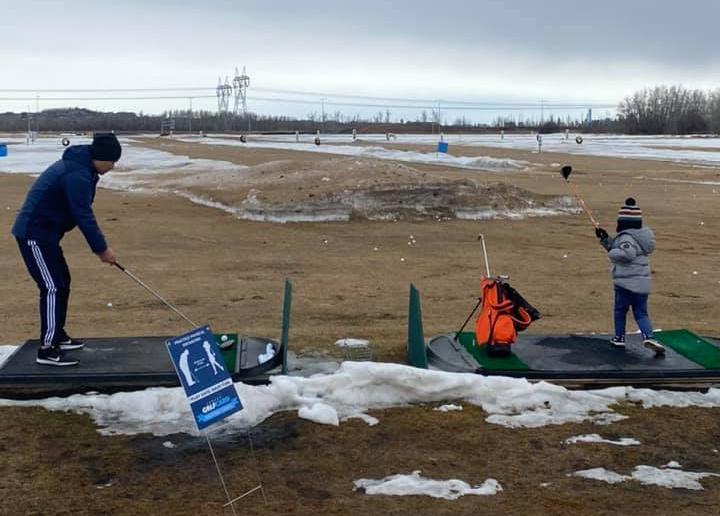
top-left (12, 133), bottom-right (121, 366)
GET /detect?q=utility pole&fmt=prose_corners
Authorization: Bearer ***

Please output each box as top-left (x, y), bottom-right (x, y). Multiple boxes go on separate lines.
top-left (188, 97), bottom-right (193, 134)
top-left (320, 98), bottom-right (326, 133)
top-left (437, 99), bottom-right (441, 132)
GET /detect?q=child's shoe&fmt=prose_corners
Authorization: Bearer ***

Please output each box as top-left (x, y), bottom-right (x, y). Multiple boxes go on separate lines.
top-left (643, 337), bottom-right (666, 356)
top-left (609, 336), bottom-right (626, 349)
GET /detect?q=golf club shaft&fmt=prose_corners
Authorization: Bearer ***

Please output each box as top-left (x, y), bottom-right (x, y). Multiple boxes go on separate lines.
top-left (478, 233), bottom-right (491, 277)
top-left (113, 262), bottom-right (199, 329)
top-left (567, 181), bottom-right (600, 228)
top-left (456, 297), bottom-right (482, 337)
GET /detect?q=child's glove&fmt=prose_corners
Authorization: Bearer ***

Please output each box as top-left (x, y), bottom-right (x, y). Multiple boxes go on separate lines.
top-left (595, 227), bottom-right (609, 239)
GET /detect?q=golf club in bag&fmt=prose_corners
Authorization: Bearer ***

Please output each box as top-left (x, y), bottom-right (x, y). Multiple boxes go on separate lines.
top-left (455, 234), bottom-right (497, 336)
top-left (113, 262), bottom-right (199, 329)
top-left (561, 165), bottom-right (600, 228)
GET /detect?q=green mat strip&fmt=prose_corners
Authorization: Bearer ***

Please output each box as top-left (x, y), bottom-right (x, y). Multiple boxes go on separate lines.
top-left (457, 332), bottom-right (529, 370)
top-left (654, 329), bottom-right (720, 369)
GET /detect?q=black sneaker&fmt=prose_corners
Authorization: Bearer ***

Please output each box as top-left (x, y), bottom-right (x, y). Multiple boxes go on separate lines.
top-left (54, 337), bottom-right (84, 351)
top-left (36, 346), bottom-right (79, 366)
top-left (609, 336), bottom-right (626, 349)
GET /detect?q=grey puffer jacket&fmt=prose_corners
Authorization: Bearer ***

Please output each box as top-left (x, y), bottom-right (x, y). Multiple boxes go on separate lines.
top-left (599, 227), bottom-right (655, 294)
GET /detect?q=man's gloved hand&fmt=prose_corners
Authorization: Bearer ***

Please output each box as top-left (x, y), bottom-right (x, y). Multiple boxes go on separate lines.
top-left (595, 227), bottom-right (609, 240)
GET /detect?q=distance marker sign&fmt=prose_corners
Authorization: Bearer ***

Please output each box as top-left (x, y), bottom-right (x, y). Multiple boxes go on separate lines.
top-left (166, 325), bottom-right (243, 431)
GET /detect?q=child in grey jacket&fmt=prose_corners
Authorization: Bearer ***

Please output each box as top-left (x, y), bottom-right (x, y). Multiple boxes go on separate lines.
top-left (595, 198), bottom-right (665, 356)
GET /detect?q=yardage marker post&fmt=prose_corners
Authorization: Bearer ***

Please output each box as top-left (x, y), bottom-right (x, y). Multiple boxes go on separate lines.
top-left (166, 325), bottom-right (265, 513)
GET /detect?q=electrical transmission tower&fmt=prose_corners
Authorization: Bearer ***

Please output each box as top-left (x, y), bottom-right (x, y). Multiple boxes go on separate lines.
top-left (232, 66), bottom-right (250, 116)
top-left (216, 76), bottom-right (232, 114)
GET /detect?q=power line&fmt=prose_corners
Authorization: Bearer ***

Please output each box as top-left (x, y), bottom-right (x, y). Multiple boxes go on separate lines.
top-left (0, 95), bottom-right (216, 101)
top-left (0, 87), bottom-right (212, 93)
top-left (0, 94), bottom-right (615, 111)
top-left (0, 86), bottom-right (617, 109)
top-left (250, 96), bottom-right (613, 111)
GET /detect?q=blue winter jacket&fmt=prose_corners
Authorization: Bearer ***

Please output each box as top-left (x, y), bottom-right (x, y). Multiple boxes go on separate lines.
top-left (11, 145), bottom-right (108, 253)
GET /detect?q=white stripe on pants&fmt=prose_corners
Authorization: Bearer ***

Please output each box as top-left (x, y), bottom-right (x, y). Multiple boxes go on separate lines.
top-left (28, 240), bottom-right (57, 346)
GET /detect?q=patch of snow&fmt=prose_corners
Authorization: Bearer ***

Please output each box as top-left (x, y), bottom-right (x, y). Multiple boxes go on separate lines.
top-left (354, 470), bottom-right (502, 499)
top-left (565, 433), bottom-right (640, 446)
top-left (572, 468), bottom-right (630, 484)
top-left (434, 404), bottom-right (463, 412)
top-left (0, 346), bottom-right (18, 368)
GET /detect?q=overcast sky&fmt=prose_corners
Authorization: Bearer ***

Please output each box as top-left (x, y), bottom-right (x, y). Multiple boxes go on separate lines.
top-left (2, 0), bottom-right (719, 121)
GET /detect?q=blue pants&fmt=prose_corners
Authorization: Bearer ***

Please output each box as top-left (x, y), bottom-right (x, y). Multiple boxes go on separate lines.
top-left (16, 238), bottom-right (71, 346)
top-left (614, 285), bottom-right (654, 338)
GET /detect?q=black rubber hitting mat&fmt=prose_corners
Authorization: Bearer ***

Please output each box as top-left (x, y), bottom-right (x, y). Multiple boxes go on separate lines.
top-left (0, 336), bottom-right (283, 399)
top-left (425, 332), bottom-right (720, 388)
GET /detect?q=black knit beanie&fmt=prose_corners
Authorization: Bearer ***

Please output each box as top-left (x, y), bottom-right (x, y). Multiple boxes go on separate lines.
top-left (90, 133), bottom-right (122, 162)
top-left (616, 197), bottom-right (642, 232)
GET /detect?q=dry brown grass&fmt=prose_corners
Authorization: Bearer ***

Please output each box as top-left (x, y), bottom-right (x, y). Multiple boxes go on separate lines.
top-left (1, 137), bottom-right (719, 515)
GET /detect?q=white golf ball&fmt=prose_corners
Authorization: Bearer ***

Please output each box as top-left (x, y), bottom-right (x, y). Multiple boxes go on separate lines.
top-left (373, 247), bottom-right (379, 251)
top-left (400, 257), bottom-right (406, 262)
top-left (693, 271), bottom-right (698, 275)
top-left (221, 335), bottom-right (228, 342)
top-left (107, 302), bottom-right (113, 307)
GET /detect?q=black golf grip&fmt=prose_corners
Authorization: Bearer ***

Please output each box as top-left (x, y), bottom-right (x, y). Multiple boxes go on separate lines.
top-left (113, 262), bottom-right (126, 272)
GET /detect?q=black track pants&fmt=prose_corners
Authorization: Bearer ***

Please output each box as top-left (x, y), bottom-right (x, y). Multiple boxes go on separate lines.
top-left (16, 238), bottom-right (71, 346)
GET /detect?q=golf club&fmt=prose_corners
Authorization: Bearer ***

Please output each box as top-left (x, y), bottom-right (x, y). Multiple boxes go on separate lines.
top-left (455, 234), bottom-right (492, 336)
top-left (560, 165), bottom-right (600, 228)
top-left (114, 262), bottom-right (199, 329)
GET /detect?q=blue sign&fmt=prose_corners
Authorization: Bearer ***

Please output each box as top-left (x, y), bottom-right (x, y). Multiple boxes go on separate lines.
top-left (0, 143), bottom-right (7, 157)
top-left (437, 141), bottom-right (449, 153)
top-left (166, 325), bottom-right (243, 431)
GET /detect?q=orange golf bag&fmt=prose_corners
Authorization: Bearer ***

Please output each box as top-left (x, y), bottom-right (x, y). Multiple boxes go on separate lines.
top-left (475, 276), bottom-right (540, 357)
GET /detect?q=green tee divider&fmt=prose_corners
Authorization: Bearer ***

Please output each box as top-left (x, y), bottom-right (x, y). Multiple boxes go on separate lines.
top-left (215, 333), bottom-right (239, 372)
top-left (654, 329), bottom-right (720, 369)
top-left (280, 279), bottom-right (292, 375)
top-left (407, 284), bottom-right (428, 369)
top-left (456, 332), bottom-right (529, 370)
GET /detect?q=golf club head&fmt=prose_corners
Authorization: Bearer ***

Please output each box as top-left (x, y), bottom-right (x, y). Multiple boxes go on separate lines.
top-left (561, 165), bottom-right (572, 180)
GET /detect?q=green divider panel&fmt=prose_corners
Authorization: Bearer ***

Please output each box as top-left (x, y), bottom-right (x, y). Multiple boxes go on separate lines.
top-left (457, 332), bottom-right (529, 370)
top-left (654, 329), bottom-right (720, 369)
top-left (407, 284), bottom-right (428, 368)
top-left (280, 279), bottom-right (292, 375)
top-left (214, 333), bottom-right (238, 372)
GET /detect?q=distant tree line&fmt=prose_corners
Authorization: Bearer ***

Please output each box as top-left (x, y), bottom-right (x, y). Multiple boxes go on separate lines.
top-left (1, 86), bottom-right (718, 135)
top-left (617, 86), bottom-right (720, 134)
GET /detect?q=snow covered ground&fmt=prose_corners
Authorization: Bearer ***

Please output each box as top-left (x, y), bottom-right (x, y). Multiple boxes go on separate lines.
top-left (1, 347), bottom-right (720, 490)
top-left (198, 132), bottom-right (720, 168)
top-left (1, 349), bottom-right (719, 438)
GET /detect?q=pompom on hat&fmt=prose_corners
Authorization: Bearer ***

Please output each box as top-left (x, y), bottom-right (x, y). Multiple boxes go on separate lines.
top-left (90, 133), bottom-right (122, 162)
top-left (616, 197), bottom-right (642, 231)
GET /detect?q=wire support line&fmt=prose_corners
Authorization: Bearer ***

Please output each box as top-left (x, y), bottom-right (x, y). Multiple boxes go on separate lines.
top-left (0, 87), bottom-right (618, 109)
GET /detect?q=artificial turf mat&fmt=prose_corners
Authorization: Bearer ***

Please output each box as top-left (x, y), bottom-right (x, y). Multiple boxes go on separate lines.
top-left (457, 332), bottom-right (529, 370)
top-left (654, 329), bottom-right (720, 368)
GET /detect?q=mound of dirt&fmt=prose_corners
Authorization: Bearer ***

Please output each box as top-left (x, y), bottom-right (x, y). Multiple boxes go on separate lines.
top-left (113, 155), bottom-right (578, 222)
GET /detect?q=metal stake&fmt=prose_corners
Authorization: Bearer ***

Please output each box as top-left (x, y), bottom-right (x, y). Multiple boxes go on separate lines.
top-left (205, 432), bottom-right (239, 516)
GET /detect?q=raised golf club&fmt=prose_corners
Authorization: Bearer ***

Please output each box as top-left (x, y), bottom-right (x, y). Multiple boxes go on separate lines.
top-left (561, 165), bottom-right (600, 228)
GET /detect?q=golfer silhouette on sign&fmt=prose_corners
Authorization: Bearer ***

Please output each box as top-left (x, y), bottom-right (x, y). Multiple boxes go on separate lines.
top-left (203, 340), bottom-right (225, 375)
top-left (179, 349), bottom-right (197, 386)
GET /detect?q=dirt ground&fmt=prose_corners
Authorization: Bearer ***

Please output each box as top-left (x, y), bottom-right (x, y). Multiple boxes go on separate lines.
top-left (1, 136), bottom-right (719, 515)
